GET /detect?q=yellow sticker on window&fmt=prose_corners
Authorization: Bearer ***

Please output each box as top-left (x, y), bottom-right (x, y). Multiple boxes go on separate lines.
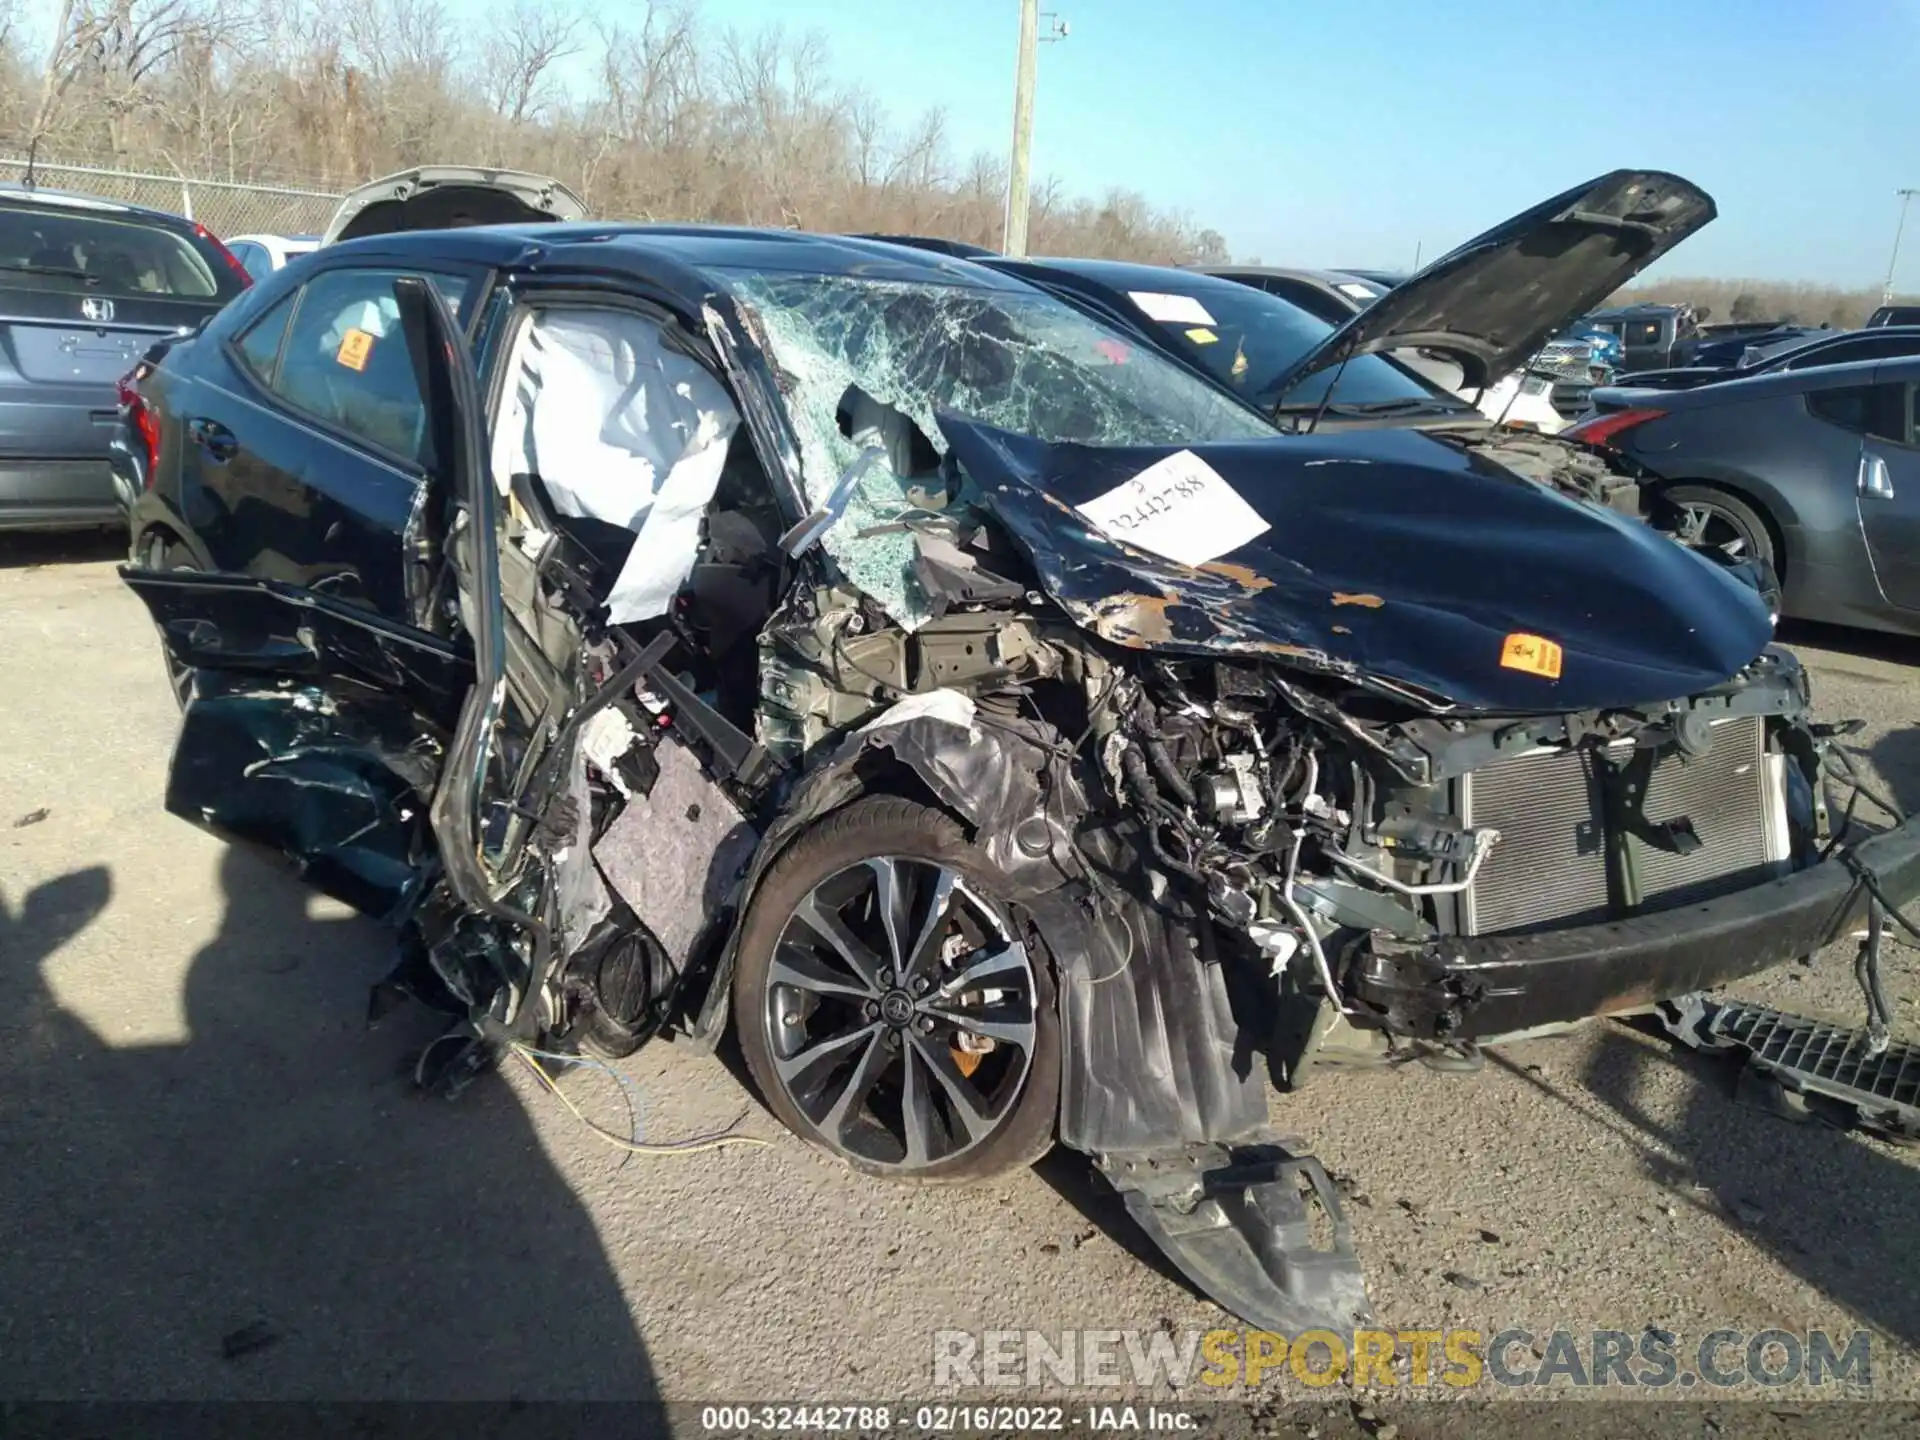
top-left (1500, 632), bottom-right (1564, 679)
top-left (336, 328), bottom-right (374, 372)
top-left (1186, 326), bottom-right (1219, 345)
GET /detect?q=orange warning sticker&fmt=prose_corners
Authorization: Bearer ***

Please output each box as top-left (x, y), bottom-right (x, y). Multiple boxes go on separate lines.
top-left (1500, 632), bottom-right (1563, 679)
top-left (335, 328), bottom-right (374, 372)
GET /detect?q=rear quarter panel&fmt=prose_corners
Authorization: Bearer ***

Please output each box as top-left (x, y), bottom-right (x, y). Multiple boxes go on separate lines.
top-left (1618, 373), bottom-right (1874, 616)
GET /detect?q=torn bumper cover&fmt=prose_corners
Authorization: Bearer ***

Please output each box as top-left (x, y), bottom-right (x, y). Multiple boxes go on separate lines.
top-left (1352, 814), bottom-right (1920, 1041)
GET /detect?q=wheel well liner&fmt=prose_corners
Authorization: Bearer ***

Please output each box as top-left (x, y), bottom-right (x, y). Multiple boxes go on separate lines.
top-left (1654, 475), bottom-right (1792, 583)
top-left (683, 694), bottom-right (1270, 1154)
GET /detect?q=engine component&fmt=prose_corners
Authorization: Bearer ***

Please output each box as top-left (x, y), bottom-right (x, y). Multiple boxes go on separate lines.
top-left (1202, 753), bottom-right (1264, 824)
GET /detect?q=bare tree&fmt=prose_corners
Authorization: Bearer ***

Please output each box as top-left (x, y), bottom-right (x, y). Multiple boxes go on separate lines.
top-left (480, 0), bottom-right (580, 126)
top-left (23, 0), bottom-right (95, 174)
top-left (2, 0), bottom-right (1227, 265)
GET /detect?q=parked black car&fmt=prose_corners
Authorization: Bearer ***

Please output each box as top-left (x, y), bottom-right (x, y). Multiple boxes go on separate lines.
top-left (1868, 304), bottom-right (1920, 328)
top-left (1, 183), bottom-right (253, 531)
top-left (116, 218), bottom-right (1920, 1333)
top-left (1197, 265), bottom-right (1394, 325)
top-left (973, 255), bottom-right (1481, 425)
top-left (1589, 325), bottom-right (1920, 395)
top-left (1569, 356), bottom-right (1920, 635)
top-left (1681, 322), bottom-right (1821, 370)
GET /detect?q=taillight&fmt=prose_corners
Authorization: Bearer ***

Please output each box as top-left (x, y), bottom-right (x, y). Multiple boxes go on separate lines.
top-left (1561, 406), bottom-right (1666, 449)
top-left (194, 222), bottom-right (253, 288)
top-left (118, 367), bottom-right (161, 484)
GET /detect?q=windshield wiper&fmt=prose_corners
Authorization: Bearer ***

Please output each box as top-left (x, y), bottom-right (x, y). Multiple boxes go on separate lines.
top-left (0, 262), bottom-right (96, 283)
top-left (1272, 397), bottom-right (1461, 417)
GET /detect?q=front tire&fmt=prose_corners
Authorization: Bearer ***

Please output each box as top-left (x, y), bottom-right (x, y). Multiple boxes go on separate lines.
top-left (732, 795), bottom-right (1059, 1182)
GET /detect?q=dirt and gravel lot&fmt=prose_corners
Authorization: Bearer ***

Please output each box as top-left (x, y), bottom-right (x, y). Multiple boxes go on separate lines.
top-left (3, 531), bottom-right (1918, 1414)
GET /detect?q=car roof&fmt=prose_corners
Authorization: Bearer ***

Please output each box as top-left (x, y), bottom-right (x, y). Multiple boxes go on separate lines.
top-left (1760, 324), bottom-right (1920, 356)
top-left (990, 255), bottom-right (1260, 299)
top-left (1204, 264), bottom-right (1366, 287)
top-left (851, 233), bottom-right (999, 259)
top-left (0, 182), bottom-right (194, 230)
top-left (325, 222), bottom-right (1034, 294)
top-left (1589, 302), bottom-right (1685, 318)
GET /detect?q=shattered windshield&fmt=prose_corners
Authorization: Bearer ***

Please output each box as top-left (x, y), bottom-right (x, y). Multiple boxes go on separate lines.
top-left (724, 270), bottom-right (1275, 625)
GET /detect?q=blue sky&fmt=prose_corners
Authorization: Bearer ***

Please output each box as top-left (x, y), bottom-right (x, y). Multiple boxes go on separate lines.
top-left (21, 0), bottom-right (1913, 282)
top-left (674, 0), bottom-right (1920, 285)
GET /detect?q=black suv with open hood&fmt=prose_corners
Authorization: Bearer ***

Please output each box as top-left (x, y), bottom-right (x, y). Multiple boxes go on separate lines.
top-left (115, 220), bottom-right (1920, 1334)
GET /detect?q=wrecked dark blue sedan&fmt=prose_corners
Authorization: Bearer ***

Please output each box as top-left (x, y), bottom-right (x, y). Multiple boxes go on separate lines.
top-left (114, 186), bottom-right (1920, 1333)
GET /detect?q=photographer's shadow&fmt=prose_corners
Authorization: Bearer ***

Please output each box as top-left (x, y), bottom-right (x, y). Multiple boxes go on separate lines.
top-left (1, 847), bottom-right (656, 1400)
top-left (1573, 1026), bottom-right (1920, 1349)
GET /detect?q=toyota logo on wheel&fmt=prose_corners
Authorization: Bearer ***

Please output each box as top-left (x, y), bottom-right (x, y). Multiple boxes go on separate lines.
top-left (81, 297), bottom-right (115, 323)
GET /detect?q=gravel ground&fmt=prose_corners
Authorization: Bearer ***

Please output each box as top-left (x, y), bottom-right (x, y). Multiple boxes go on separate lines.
top-left (2, 531), bottom-right (1917, 1416)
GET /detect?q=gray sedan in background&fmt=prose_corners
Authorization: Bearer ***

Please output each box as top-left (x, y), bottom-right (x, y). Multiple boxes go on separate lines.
top-left (1568, 355), bottom-right (1920, 636)
top-left (1, 184), bottom-right (252, 530)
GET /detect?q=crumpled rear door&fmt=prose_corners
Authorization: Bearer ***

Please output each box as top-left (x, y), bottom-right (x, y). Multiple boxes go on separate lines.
top-left (120, 565), bottom-right (471, 921)
top-left (117, 273), bottom-right (547, 927)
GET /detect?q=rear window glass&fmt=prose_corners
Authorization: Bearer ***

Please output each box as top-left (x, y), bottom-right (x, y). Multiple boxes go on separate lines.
top-left (1807, 383), bottom-right (1908, 443)
top-left (0, 199), bottom-right (243, 301)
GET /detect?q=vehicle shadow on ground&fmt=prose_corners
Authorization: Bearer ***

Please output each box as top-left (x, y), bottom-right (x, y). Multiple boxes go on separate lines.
top-left (1869, 724), bottom-right (1920, 815)
top-left (0, 531), bottom-right (126, 570)
top-left (1540, 1029), bottom-right (1920, 1350)
top-left (1778, 617), bottom-right (1920, 669)
top-left (0, 846), bottom-right (657, 1400)
top-left (709, 979), bottom-right (1197, 1296)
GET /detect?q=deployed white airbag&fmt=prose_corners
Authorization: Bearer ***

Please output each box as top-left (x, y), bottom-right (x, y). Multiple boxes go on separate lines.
top-left (495, 309), bottom-right (742, 622)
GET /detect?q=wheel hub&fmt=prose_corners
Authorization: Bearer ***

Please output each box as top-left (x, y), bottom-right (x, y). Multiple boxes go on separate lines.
top-left (879, 989), bottom-right (916, 1027)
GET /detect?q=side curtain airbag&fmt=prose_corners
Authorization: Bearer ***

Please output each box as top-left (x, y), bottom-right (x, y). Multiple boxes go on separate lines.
top-left (496, 309), bottom-right (742, 622)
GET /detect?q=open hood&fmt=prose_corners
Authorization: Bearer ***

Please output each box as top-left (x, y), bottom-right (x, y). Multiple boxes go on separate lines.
top-left (1266, 170), bottom-right (1715, 398)
top-left (321, 166), bottom-right (587, 245)
top-left (938, 417), bottom-right (1771, 714)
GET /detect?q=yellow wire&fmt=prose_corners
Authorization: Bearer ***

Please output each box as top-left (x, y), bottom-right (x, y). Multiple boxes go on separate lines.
top-left (510, 1043), bottom-right (771, 1157)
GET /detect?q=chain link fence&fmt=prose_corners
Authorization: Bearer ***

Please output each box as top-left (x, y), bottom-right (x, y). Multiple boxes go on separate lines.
top-left (0, 158), bottom-right (343, 239)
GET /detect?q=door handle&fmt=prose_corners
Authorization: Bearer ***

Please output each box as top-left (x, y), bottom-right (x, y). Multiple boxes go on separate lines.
top-left (187, 417), bottom-right (238, 463)
top-left (1859, 452), bottom-right (1895, 500)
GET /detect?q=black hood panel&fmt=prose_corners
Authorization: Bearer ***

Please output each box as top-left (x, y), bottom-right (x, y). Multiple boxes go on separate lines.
top-left (938, 418), bottom-right (1772, 713)
top-left (1270, 170), bottom-right (1716, 396)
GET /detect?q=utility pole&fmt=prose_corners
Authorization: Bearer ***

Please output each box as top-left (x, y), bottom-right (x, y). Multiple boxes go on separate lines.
top-left (1884, 188), bottom-right (1919, 304)
top-left (1002, 3), bottom-right (1067, 257)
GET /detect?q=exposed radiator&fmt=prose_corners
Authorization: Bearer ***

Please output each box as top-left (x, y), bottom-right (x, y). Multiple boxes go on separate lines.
top-left (1459, 716), bottom-right (1790, 936)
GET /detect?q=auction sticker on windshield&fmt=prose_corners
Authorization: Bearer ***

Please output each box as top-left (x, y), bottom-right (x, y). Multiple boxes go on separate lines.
top-left (1128, 290), bottom-right (1215, 327)
top-left (1075, 449), bottom-right (1270, 568)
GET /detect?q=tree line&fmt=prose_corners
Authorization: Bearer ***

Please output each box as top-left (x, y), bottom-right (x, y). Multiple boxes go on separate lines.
top-left (0, 0), bottom-right (1230, 264)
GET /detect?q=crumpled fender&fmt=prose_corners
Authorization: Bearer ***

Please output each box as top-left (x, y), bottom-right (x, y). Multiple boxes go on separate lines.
top-left (689, 690), bottom-right (1268, 1154)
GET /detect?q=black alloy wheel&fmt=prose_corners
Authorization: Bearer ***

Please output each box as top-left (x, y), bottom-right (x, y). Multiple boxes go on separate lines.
top-left (733, 796), bottom-right (1059, 1181)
